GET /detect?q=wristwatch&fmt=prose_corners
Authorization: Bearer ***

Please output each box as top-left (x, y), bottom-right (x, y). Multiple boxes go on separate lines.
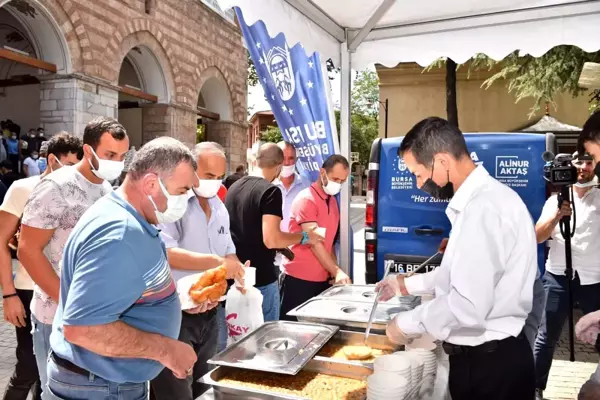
top-left (300, 231), bottom-right (309, 245)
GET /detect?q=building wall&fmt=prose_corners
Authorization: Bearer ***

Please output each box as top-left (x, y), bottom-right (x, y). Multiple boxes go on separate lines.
top-left (377, 63), bottom-right (592, 137)
top-left (4, 0), bottom-right (248, 163)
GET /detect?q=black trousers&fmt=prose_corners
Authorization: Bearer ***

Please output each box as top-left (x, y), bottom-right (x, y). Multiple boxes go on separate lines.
top-left (448, 333), bottom-right (535, 400)
top-left (2, 289), bottom-right (41, 400)
top-left (279, 274), bottom-right (330, 322)
top-left (150, 309), bottom-right (218, 400)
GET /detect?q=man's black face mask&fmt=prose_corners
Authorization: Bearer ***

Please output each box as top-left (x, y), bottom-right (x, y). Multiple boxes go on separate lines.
top-left (420, 159), bottom-right (454, 200)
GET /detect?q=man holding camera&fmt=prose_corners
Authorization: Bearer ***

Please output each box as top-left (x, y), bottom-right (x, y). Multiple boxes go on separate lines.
top-left (533, 150), bottom-right (600, 400)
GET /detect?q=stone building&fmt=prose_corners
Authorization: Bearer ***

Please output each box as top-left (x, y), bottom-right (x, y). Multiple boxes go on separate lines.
top-left (0, 0), bottom-right (248, 169)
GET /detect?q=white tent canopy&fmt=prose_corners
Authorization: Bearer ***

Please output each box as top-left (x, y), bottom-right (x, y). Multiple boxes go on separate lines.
top-left (219, 0), bottom-right (600, 273)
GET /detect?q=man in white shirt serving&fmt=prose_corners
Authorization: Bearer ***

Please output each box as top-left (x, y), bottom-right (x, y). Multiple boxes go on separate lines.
top-left (377, 117), bottom-right (537, 400)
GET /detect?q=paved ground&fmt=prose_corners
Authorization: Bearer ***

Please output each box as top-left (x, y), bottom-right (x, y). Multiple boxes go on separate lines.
top-left (0, 198), bottom-right (597, 399)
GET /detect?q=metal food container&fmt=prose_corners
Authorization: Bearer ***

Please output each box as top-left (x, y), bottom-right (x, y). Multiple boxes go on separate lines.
top-left (314, 330), bottom-right (401, 367)
top-left (200, 358), bottom-right (371, 400)
top-left (208, 321), bottom-right (339, 375)
top-left (318, 284), bottom-right (420, 307)
top-left (287, 298), bottom-right (411, 333)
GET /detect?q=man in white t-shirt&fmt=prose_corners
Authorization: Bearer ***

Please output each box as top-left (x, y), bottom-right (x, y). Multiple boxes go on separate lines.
top-left (18, 117), bottom-right (129, 399)
top-left (533, 151), bottom-right (600, 400)
top-left (0, 132), bottom-right (82, 400)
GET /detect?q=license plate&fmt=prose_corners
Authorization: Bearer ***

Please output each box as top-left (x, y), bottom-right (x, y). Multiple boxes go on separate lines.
top-left (384, 259), bottom-right (440, 274)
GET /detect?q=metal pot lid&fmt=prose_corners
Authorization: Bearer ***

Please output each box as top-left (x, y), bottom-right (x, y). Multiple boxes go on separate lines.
top-left (208, 321), bottom-right (339, 375)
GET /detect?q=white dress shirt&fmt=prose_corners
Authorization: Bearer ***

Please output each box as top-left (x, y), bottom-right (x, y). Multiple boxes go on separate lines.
top-left (397, 166), bottom-right (538, 346)
top-left (539, 188), bottom-right (600, 285)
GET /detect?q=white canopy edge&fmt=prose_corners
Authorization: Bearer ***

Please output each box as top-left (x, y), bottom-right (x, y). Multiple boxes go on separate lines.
top-left (221, 0), bottom-right (600, 69)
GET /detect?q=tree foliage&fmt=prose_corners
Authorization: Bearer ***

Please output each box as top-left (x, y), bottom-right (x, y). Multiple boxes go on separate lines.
top-left (351, 70), bottom-right (380, 116)
top-left (260, 125), bottom-right (283, 143)
top-left (428, 46), bottom-right (600, 118)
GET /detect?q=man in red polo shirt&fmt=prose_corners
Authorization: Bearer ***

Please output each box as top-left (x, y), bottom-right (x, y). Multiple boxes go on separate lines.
top-left (280, 155), bottom-right (352, 320)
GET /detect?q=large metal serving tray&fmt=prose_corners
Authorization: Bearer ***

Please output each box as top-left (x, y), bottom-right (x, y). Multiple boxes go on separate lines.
top-left (318, 284), bottom-right (420, 307)
top-left (208, 321), bottom-right (338, 375)
top-left (200, 358), bottom-right (371, 400)
top-left (287, 298), bottom-right (411, 333)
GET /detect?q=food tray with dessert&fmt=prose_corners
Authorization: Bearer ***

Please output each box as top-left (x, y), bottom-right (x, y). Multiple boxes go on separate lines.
top-left (200, 358), bottom-right (371, 400)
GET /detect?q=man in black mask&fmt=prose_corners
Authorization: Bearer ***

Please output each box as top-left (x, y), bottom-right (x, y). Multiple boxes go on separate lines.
top-left (376, 117), bottom-right (537, 400)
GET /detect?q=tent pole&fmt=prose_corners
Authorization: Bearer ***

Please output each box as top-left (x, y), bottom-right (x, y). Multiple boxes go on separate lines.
top-left (339, 40), bottom-right (352, 276)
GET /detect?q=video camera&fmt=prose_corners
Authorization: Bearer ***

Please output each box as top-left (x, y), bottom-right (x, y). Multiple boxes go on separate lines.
top-left (542, 152), bottom-right (578, 187)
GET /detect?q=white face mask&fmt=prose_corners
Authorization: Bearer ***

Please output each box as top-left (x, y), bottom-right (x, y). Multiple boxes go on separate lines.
top-left (575, 177), bottom-right (598, 188)
top-left (88, 146), bottom-right (124, 181)
top-left (321, 174), bottom-right (342, 196)
top-left (193, 178), bottom-right (222, 198)
top-left (280, 165), bottom-right (296, 178)
top-left (148, 178), bottom-right (189, 224)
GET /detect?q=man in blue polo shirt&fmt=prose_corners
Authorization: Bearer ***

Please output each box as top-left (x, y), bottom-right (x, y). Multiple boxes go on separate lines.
top-left (48, 137), bottom-right (200, 400)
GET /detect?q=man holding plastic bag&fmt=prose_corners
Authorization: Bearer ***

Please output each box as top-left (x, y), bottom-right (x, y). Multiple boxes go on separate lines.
top-left (151, 142), bottom-right (246, 400)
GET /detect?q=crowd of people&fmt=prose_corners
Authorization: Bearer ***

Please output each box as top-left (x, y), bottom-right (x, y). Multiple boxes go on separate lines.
top-left (1, 111), bottom-right (600, 400)
top-left (0, 116), bottom-right (353, 400)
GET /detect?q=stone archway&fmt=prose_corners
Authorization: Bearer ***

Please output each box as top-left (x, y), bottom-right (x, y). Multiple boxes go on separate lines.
top-left (0, 0), bottom-right (82, 138)
top-left (103, 18), bottom-right (176, 102)
top-left (197, 66), bottom-right (233, 121)
top-left (0, 0), bottom-right (85, 73)
top-left (193, 62), bottom-right (246, 171)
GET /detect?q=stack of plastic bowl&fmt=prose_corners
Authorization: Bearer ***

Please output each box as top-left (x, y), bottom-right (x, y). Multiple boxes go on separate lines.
top-left (367, 371), bottom-right (410, 400)
top-left (405, 336), bottom-right (438, 397)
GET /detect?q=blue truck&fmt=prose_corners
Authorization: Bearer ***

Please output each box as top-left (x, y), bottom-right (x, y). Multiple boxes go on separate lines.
top-left (364, 133), bottom-right (555, 283)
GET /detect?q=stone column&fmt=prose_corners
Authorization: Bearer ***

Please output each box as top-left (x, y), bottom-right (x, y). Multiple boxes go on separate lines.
top-left (38, 74), bottom-right (118, 137)
top-left (140, 104), bottom-right (197, 148)
top-left (205, 120), bottom-right (248, 172)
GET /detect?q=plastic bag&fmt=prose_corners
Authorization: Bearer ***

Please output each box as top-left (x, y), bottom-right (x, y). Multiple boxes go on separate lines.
top-left (225, 286), bottom-right (264, 344)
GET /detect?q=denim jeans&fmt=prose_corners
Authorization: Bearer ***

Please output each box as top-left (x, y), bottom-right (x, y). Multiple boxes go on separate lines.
top-left (216, 304), bottom-right (228, 352)
top-left (523, 276), bottom-right (546, 351)
top-left (534, 271), bottom-right (600, 390)
top-left (46, 356), bottom-right (148, 400)
top-left (31, 315), bottom-right (52, 400)
top-left (257, 281), bottom-right (280, 322)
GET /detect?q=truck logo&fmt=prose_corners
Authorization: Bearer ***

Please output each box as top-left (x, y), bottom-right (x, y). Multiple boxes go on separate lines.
top-left (398, 157), bottom-right (407, 171)
top-left (391, 156), bottom-right (413, 190)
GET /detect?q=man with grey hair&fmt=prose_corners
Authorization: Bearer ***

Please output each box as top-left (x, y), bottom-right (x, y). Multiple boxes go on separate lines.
top-left (46, 137), bottom-right (199, 399)
top-left (151, 141), bottom-right (245, 400)
top-left (226, 143), bottom-right (323, 321)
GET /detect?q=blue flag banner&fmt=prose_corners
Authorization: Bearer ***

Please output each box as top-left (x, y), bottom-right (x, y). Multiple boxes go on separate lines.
top-left (236, 7), bottom-right (338, 183)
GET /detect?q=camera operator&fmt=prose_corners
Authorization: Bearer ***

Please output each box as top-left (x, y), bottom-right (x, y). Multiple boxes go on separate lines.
top-left (575, 111), bottom-right (600, 400)
top-left (533, 151), bottom-right (600, 400)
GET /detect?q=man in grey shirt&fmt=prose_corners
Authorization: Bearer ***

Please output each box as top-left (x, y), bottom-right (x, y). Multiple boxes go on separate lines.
top-left (150, 142), bottom-right (245, 400)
